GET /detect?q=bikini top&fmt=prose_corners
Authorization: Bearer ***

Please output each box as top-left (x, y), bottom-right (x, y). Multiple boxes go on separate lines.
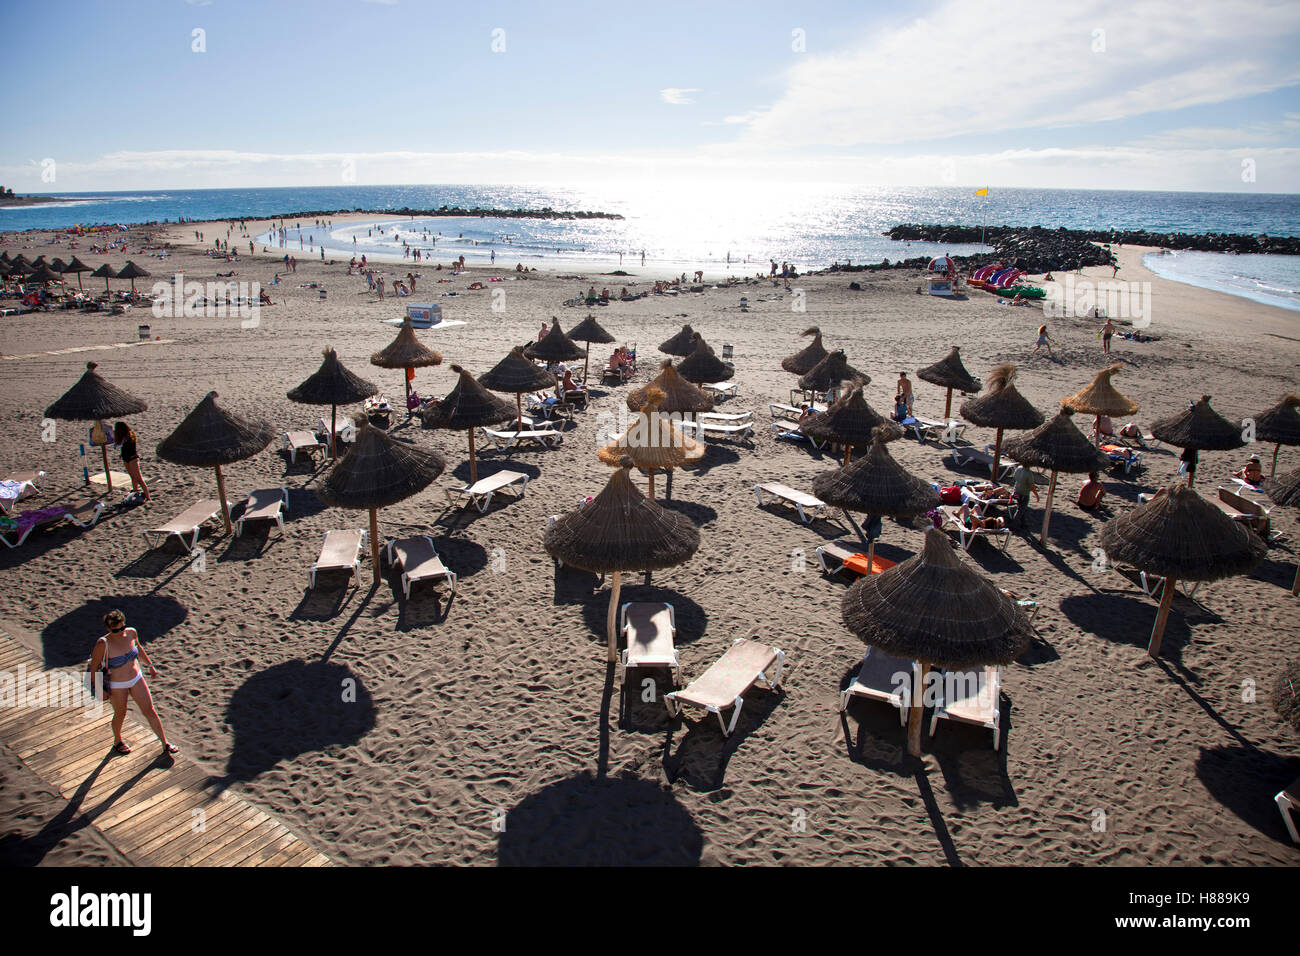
top-left (106, 645), bottom-right (138, 669)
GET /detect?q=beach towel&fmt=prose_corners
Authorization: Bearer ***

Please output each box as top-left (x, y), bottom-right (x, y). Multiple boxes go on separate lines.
top-left (842, 553), bottom-right (896, 576)
top-left (939, 485), bottom-right (963, 505)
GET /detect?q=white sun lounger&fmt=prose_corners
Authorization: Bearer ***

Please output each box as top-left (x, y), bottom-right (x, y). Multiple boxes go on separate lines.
top-left (1112, 423), bottom-right (1159, 449)
top-left (0, 470), bottom-right (45, 513)
top-left (386, 534), bottom-right (456, 598)
top-left (1212, 485), bottom-right (1272, 539)
top-left (790, 387), bottom-right (836, 406)
top-left (755, 482), bottom-right (826, 523)
top-left (701, 382), bottom-right (738, 401)
top-left (664, 637), bottom-right (784, 736)
top-left (283, 430), bottom-right (324, 463)
top-left (929, 666), bottom-right (1002, 750)
top-left (141, 499), bottom-right (227, 551)
top-left (679, 418), bottom-right (754, 441)
top-left (480, 426), bottom-right (563, 450)
top-left (445, 470), bottom-right (530, 513)
top-left (941, 505), bottom-right (1011, 552)
top-left (0, 499), bottom-right (103, 549)
top-left (839, 647), bottom-right (918, 724)
top-left (910, 417), bottom-right (967, 445)
top-left (699, 409), bottom-right (753, 424)
top-left (309, 529), bottom-right (366, 588)
top-left (316, 418), bottom-right (355, 446)
top-left (1277, 779), bottom-right (1300, 844)
top-left (236, 487), bottom-right (288, 536)
top-left (620, 602), bottom-right (680, 684)
top-left (949, 446), bottom-right (1016, 481)
top-left (816, 539), bottom-right (863, 577)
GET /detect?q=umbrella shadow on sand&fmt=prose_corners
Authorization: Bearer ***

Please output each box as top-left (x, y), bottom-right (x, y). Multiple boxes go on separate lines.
top-left (496, 771), bottom-right (702, 866)
top-left (662, 687), bottom-right (784, 792)
top-left (1195, 744), bottom-right (1299, 846)
top-left (681, 444), bottom-right (740, 478)
top-left (579, 584), bottom-right (708, 653)
top-left (216, 658), bottom-right (375, 788)
top-left (1060, 591), bottom-right (1192, 662)
top-left (41, 594), bottom-right (188, 668)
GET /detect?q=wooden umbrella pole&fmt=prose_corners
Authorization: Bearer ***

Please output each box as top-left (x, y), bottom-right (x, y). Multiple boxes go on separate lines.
top-left (583, 341), bottom-right (591, 383)
top-left (330, 404), bottom-right (338, 458)
top-left (1291, 562), bottom-right (1299, 597)
top-left (944, 388), bottom-right (953, 420)
top-left (403, 369), bottom-right (411, 415)
top-left (1148, 578), bottom-right (1176, 657)
top-left (606, 570), bottom-right (622, 662)
top-left (1271, 442), bottom-right (1280, 477)
top-left (866, 535), bottom-right (877, 573)
top-left (1040, 470), bottom-right (1058, 543)
top-left (214, 464), bottom-right (232, 534)
top-left (98, 422), bottom-right (114, 493)
top-left (907, 660), bottom-right (929, 757)
top-left (647, 468), bottom-right (655, 500)
top-left (468, 430), bottom-right (478, 484)
top-left (991, 428), bottom-right (1004, 482)
top-left (843, 443), bottom-right (852, 467)
top-left (369, 507), bottom-right (381, 586)
top-left (516, 393), bottom-right (523, 435)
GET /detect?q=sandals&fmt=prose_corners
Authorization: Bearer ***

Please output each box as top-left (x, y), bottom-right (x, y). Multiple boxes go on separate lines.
top-left (113, 741), bottom-right (131, 755)
top-left (162, 743), bottom-right (178, 755)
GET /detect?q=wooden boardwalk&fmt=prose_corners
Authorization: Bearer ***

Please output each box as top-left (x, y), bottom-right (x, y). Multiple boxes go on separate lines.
top-left (0, 629), bottom-right (332, 866)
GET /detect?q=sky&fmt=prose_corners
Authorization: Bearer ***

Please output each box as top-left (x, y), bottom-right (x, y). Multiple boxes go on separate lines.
top-left (3, 0), bottom-right (1299, 193)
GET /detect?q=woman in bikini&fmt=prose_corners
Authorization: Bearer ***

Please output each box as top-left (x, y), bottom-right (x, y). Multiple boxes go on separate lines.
top-left (88, 609), bottom-right (177, 757)
top-left (113, 422), bottom-right (150, 502)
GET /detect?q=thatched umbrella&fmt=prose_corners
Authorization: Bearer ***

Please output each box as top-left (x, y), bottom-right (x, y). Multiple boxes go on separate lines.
top-left (543, 459), bottom-right (700, 660)
top-left (1250, 393), bottom-right (1300, 476)
top-left (48, 257), bottom-right (67, 273)
top-left (1262, 467), bottom-right (1300, 595)
top-left (44, 361), bottom-right (148, 495)
top-left (318, 415), bottom-right (446, 586)
top-left (156, 391), bottom-right (276, 533)
top-left (524, 318), bottom-right (586, 365)
top-left (658, 324), bottom-right (696, 357)
top-left (370, 317), bottom-right (443, 412)
top-left (478, 347), bottom-right (556, 433)
top-left (675, 334), bottom-right (733, 385)
top-left (781, 327), bottom-right (829, 376)
top-left (1275, 659), bottom-right (1300, 734)
top-left (91, 262), bottom-right (116, 296)
top-left (1064, 364), bottom-right (1139, 446)
top-left (1151, 395), bottom-right (1246, 488)
top-left (288, 347), bottom-right (379, 457)
top-left (802, 385), bottom-right (903, 467)
top-left (568, 314), bottom-right (616, 383)
top-left (1004, 405), bottom-right (1109, 543)
top-left (26, 263), bottom-right (64, 286)
top-left (1100, 484), bottom-right (1266, 657)
top-left (598, 386), bottom-right (704, 498)
top-left (116, 260), bottom-right (150, 293)
top-left (960, 363), bottom-right (1045, 481)
top-left (798, 349), bottom-right (868, 399)
top-left (814, 429), bottom-right (939, 571)
top-left (841, 527), bottom-right (1033, 755)
top-left (627, 361), bottom-right (713, 415)
top-left (918, 346), bottom-right (981, 420)
top-left (421, 364), bottom-right (515, 484)
top-left (61, 256), bottom-right (92, 290)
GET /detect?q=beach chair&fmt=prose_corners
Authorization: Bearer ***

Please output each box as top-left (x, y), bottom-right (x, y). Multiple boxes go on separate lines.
top-left (941, 505), bottom-right (1011, 552)
top-left (948, 446), bottom-right (1016, 482)
top-left (236, 487), bottom-right (288, 536)
top-left (754, 482), bottom-right (826, 524)
top-left (0, 470), bottom-right (45, 514)
top-left (664, 637), bottom-right (785, 737)
top-left (680, 417), bottom-right (754, 442)
top-left (526, 392), bottom-right (574, 422)
top-left (386, 534), bottom-right (456, 598)
top-left (912, 418), bottom-right (967, 445)
top-left (142, 499), bottom-right (227, 551)
top-left (1099, 443), bottom-right (1143, 475)
top-left (0, 500), bottom-right (103, 549)
top-left (1212, 485), bottom-right (1272, 539)
top-left (768, 401), bottom-right (825, 419)
top-left (309, 529), bottom-right (366, 588)
top-left (814, 539), bottom-right (896, 577)
top-left (282, 430), bottom-right (324, 464)
top-left (1113, 422), bottom-right (1159, 450)
top-left (1277, 780), bottom-right (1300, 844)
top-left (701, 382), bottom-right (738, 401)
top-left (480, 426), bottom-right (563, 450)
top-left (1110, 561), bottom-right (1203, 601)
top-left (700, 410), bottom-right (754, 425)
top-left (620, 602), bottom-right (680, 684)
top-left (928, 666), bottom-right (1003, 749)
top-left (790, 387), bottom-right (835, 406)
top-left (839, 648), bottom-right (918, 723)
top-left (445, 470), bottom-right (529, 513)
top-left (1000, 590), bottom-right (1040, 625)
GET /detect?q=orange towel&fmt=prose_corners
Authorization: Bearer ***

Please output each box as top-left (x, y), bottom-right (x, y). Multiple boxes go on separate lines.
top-left (842, 554), bottom-right (897, 576)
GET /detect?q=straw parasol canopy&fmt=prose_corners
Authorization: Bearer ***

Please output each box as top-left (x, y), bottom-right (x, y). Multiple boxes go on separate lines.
top-left (1004, 404), bottom-right (1109, 542)
top-left (1064, 364), bottom-right (1139, 445)
top-left (288, 347), bottom-right (379, 457)
top-left (627, 360), bottom-right (714, 415)
top-left (318, 415), bottom-right (446, 586)
top-left (568, 314), bottom-right (616, 382)
top-left (918, 346), bottom-right (981, 419)
top-left (1100, 483), bottom-right (1266, 656)
top-left (781, 327), bottom-right (829, 376)
top-left (798, 349), bottom-right (869, 397)
top-left (1262, 466), bottom-right (1300, 595)
top-left (524, 318), bottom-right (586, 364)
top-left (543, 458), bottom-right (700, 660)
top-left (1250, 393), bottom-right (1300, 476)
top-left (1274, 659), bottom-right (1300, 734)
top-left (813, 428), bottom-right (940, 569)
top-left (45, 361), bottom-right (148, 494)
top-left (370, 316), bottom-right (443, 410)
top-left (841, 527), bottom-right (1033, 754)
top-left (26, 263), bottom-right (64, 285)
top-left (48, 257), bottom-right (67, 273)
top-left (960, 363), bottom-right (1045, 481)
top-left (61, 255), bottom-right (92, 290)
top-left (1151, 395), bottom-right (1246, 487)
top-left (421, 364), bottom-right (516, 484)
top-left (91, 262), bottom-right (117, 296)
top-left (156, 391), bottom-right (276, 534)
top-left (658, 324), bottom-right (696, 357)
top-left (802, 386), bottom-right (903, 466)
top-left (478, 347), bottom-right (557, 430)
top-left (115, 260), bottom-right (149, 293)
top-left (598, 386), bottom-right (704, 498)
top-left (675, 334), bottom-right (733, 384)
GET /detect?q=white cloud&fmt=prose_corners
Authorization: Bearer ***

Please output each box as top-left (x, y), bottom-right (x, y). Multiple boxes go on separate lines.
top-left (660, 88), bottom-right (700, 105)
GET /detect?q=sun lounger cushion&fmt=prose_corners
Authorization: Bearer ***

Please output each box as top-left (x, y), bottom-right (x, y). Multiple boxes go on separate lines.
top-left (665, 638), bottom-right (784, 736)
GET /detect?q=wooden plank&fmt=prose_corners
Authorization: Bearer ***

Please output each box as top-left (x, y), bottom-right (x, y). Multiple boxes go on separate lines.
top-left (4, 711), bottom-right (99, 751)
top-left (17, 719), bottom-right (119, 761)
top-left (177, 808), bottom-right (270, 866)
top-left (0, 700), bottom-right (74, 733)
top-left (91, 765), bottom-right (210, 831)
top-left (135, 796), bottom-right (248, 862)
top-left (104, 785), bottom-right (213, 846)
top-left (193, 816), bottom-right (283, 867)
top-left (235, 829), bottom-right (299, 867)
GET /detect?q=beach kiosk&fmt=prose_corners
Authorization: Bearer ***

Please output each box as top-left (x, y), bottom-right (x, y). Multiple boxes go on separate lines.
top-left (925, 256), bottom-right (959, 297)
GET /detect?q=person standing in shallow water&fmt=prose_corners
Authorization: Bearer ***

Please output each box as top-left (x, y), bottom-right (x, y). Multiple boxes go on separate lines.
top-left (88, 609), bottom-right (178, 758)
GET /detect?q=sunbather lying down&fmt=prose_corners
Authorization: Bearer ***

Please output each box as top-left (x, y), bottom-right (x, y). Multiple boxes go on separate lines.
top-left (958, 502), bottom-right (1005, 531)
top-left (964, 482), bottom-right (1012, 501)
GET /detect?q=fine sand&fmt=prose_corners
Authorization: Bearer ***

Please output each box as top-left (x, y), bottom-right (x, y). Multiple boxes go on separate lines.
top-left (0, 219), bottom-right (1297, 866)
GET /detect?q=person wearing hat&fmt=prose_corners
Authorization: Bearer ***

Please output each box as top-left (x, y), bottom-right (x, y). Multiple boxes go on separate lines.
top-left (1234, 454), bottom-right (1264, 487)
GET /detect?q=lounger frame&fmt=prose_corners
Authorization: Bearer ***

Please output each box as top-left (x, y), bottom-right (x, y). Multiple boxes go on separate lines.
top-left (664, 638), bottom-right (785, 736)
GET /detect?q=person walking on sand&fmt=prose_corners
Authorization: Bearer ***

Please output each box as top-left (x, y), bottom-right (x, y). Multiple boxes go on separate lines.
top-left (88, 610), bottom-right (178, 758)
top-left (1101, 317), bottom-right (1114, 354)
top-left (113, 421), bottom-right (150, 502)
top-left (1034, 324), bottom-right (1054, 357)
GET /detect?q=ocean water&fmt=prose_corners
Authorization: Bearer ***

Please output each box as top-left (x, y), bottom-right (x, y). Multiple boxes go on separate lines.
top-left (1142, 250), bottom-right (1300, 312)
top-left (3, 183), bottom-right (1298, 303)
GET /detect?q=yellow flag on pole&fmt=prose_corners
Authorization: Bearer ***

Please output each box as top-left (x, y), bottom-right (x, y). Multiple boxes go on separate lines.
top-left (975, 187), bottom-right (989, 196)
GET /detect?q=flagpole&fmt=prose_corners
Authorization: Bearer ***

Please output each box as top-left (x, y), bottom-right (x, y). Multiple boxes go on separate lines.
top-left (980, 190), bottom-right (988, 247)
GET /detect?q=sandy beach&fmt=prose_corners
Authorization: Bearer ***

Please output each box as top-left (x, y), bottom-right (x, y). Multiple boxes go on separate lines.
top-left (0, 219), bottom-right (1297, 867)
